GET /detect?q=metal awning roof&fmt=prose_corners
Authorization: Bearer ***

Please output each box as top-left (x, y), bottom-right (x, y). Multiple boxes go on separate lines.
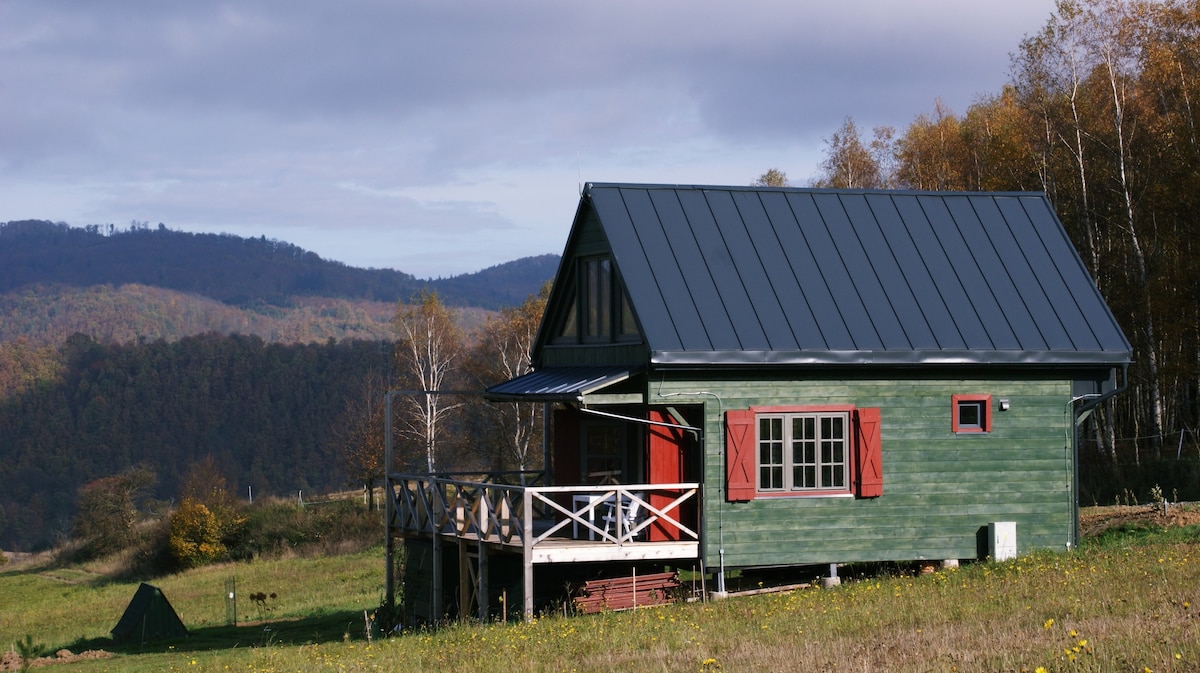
top-left (484, 365), bottom-right (639, 402)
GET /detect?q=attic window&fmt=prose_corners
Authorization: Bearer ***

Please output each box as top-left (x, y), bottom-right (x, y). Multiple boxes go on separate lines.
top-left (952, 394), bottom-right (992, 433)
top-left (554, 255), bottom-right (639, 344)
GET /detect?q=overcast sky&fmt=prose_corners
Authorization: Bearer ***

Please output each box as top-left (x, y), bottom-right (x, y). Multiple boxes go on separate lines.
top-left (2, 1), bottom-right (1057, 278)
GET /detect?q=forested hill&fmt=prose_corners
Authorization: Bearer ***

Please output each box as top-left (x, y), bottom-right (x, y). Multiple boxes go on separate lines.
top-left (0, 333), bottom-right (391, 552)
top-left (0, 220), bottom-right (559, 310)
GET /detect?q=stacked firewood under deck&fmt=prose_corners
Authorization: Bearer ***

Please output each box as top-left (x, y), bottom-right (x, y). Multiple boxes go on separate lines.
top-left (571, 571), bottom-right (681, 614)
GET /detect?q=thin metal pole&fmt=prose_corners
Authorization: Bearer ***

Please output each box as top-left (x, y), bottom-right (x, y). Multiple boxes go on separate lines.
top-left (384, 391), bottom-right (395, 609)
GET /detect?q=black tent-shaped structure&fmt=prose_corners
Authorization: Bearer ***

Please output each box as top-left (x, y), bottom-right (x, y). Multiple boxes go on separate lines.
top-left (111, 583), bottom-right (188, 644)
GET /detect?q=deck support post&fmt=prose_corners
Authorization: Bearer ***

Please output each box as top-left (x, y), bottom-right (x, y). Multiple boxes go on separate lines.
top-left (458, 539), bottom-right (470, 622)
top-left (477, 542), bottom-right (489, 620)
top-left (432, 527), bottom-right (443, 621)
top-left (523, 488), bottom-right (534, 620)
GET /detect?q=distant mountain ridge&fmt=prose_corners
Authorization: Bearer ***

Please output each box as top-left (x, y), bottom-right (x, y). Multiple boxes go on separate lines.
top-left (0, 220), bottom-right (558, 311)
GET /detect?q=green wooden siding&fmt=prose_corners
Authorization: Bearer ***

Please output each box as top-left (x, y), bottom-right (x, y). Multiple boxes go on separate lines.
top-left (649, 372), bottom-right (1076, 568)
top-left (541, 343), bottom-right (647, 366)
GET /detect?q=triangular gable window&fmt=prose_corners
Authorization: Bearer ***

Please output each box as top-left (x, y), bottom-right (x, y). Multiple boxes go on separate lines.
top-left (553, 255), bottom-right (640, 344)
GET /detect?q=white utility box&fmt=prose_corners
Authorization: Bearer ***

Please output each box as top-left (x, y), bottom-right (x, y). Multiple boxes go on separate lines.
top-left (989, 521), bottom-right (1017, 561)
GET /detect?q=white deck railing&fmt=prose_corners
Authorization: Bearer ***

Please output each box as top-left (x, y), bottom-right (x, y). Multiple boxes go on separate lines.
top-left (386, 473), bottom-right (700, 547)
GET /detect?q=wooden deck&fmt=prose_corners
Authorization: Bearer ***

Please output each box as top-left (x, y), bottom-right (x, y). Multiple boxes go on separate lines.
top-left (384, 472), bottom-right (701, 619)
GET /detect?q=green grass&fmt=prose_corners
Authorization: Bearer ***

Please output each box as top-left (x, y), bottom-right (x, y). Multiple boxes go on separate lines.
top-left (4, 520), bottom-right (1200, 672)
top-left (1, 547), bottom-right (385, 671)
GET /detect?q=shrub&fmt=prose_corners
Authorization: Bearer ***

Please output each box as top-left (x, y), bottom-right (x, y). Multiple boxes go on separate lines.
top-left (72, 466), bottom-right (156, 560)
top-left (226, 498), bottom-right (382, 560)
top-left (168, 499), bottom-right (228, 568)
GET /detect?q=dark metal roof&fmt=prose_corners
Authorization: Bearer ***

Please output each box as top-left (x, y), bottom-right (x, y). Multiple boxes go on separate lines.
top-left (485, 365), bottom-right (639, 402)
top-left (582, 183), bottom-right (1131, 367)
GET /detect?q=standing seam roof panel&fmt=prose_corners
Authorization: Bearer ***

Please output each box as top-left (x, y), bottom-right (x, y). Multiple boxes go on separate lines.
top-left (980, 195), bottom-right (1078, 351)
top-left (757, 192), bottom-right (841, 349)
top-left (585, 189), bottom-right (685, 352)
top-left (744, 189), bottom-right (830, 345)
top-left (695, 189), bottom-right (778, 350)
top-left (783, 192), bottom-right (876, 349)
top-left (890, 196), bottom-right (994, 349)
top-left (918, 195), bottom-right (1019, 349)
top-left (808, 193), bottom-right (886, 349)
top-left (817, 193), bottom-right (911, 349)
top-left (1017, 197), bottom-right (1124, 351)
top-left (841, 194), bottom-right (940, 349)
top-left (646, 189), bottom-right (741, 350)
top-left (729, 190), bottom-right (813, 350)
top-left (615, 188), bottom-right (714, 351)
top-left (864, 193), bottom-right (966, 350)
top-left (945, 196), bottom-right (1047, 351)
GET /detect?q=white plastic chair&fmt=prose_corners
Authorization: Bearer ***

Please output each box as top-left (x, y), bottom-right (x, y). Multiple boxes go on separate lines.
top-left (601, 493), bottom-right (643, 540)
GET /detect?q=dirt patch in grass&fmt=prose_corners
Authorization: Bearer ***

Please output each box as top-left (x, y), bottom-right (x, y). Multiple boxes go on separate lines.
top-left (1080, 503), bottom-right (1200, 537)
top-left (0, 648), bottom-right (111, 671)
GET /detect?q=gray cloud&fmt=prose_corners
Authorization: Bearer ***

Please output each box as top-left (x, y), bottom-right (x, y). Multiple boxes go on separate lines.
top-left (1, 0), bottom-right (1056, 277)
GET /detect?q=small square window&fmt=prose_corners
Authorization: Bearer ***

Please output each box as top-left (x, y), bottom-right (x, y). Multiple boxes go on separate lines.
top-left (952, 394), bottom-right (991, 433)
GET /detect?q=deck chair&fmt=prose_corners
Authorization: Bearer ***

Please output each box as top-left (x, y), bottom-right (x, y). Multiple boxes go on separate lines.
top-left (601, 493), bottom-right (644, 540)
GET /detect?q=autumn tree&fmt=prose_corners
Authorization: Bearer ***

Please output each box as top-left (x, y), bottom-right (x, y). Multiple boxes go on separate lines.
top-left (812, 117), bottom-right (894, 189)
top-left (392, 290), bottom-right (465, 473)
top-left (752, 168), bottom-right (790, 187)
top-left (73, 465), bottom-right (156, 557)
top-left (894, 100), bottom-right (972, 190)
top-left (330, 369), bottom-right (390, 509)
top-left (463, 285), bottom-right (549, 477)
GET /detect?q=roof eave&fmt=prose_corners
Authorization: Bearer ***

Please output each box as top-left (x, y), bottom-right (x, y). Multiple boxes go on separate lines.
top-left (649, 349), bottom-right (1133, 368)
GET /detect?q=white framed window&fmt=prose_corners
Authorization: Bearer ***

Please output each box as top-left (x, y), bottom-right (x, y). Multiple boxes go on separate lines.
top-left (757, 411), bottom-right (849, 493)
top-left (726, 405), bottom-right (882, 501)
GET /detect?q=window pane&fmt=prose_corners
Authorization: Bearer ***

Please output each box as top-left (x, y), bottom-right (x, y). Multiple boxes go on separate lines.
top-left (759, 417), bottom-right (783, 490)
top-left (557, 302), bottom-right (577, 339)
top-left (598, 259), bottom-right (612, 337)
top-left (761, 466), bottom-right (783, 490)
top-left (584, 259), bottom-right (599, 337)
top-left (958, 402), bottom-right (981, 427)
top-left (584, 424), bottom-right (625, 482)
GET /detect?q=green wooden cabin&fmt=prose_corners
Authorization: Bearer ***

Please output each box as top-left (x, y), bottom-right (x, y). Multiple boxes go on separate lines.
top-left (486, 182), bottom-right (1131, 590)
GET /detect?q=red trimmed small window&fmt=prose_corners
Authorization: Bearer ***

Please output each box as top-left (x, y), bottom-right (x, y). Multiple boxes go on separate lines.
top-left (725, 406), bottom-right (882, 501)
top-left (952, 394), bottom-right (992, 433)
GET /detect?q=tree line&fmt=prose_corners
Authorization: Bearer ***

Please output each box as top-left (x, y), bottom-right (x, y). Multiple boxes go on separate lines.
top-left (765, 0), bottom-right (1199, 494)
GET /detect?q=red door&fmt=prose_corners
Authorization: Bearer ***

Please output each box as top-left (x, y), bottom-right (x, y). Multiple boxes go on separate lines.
top-left (645, 409), bottom-right (687, 541)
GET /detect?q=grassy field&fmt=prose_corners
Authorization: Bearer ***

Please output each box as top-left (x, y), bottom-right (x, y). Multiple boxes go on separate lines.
top-left (3, 509), bottom-right (1199, 672)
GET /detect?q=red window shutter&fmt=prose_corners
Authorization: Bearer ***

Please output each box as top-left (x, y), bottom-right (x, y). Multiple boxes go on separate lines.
top-left (725, 409), bottom-right (756, 502)
top-left (854, 407), bottom-right (883, 498)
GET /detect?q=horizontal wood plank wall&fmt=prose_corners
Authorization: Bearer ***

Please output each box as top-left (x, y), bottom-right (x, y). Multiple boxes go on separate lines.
top-left (650, 372), bottom-right (1075, 568)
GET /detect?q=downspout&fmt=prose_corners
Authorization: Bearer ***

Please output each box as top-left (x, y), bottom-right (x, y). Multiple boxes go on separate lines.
top-left (1069, 363), bottom-right (1129, 547)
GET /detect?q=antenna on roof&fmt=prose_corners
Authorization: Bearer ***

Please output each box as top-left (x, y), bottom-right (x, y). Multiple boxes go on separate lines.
top-left (577, 150), bottom-right (582, 195)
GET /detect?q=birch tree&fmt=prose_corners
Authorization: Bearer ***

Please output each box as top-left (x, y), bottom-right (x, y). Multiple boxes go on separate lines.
top-left (812, 117), bottom-right (892, 189)
top-left (393, 291), bottom-right (464, 474)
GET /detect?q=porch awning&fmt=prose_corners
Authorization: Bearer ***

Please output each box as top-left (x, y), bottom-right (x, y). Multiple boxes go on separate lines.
top-left (484, 366), bottom-right (639, 402)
